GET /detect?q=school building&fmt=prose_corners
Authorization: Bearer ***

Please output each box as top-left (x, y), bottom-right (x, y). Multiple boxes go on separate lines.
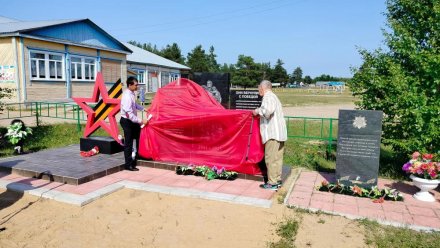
top-left (0, 16), bottom-right (189, 103)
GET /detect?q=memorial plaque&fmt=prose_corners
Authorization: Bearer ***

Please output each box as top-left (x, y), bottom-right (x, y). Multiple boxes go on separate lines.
top-left (335, 110), bottom-right (383, 187)
top-left (230, 90), bottom-right (262, 110)
top-left (193, 72), bottom-right (231, 109)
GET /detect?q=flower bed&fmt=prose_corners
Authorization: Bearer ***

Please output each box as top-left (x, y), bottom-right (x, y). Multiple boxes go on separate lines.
top-left (175, 165), bottom-right (238, 181)
top-left (317, 180), bottom-right (404, 202)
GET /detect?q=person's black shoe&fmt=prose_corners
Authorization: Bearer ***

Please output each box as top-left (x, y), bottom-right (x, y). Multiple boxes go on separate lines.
top-left (125, 166), bottom-right (139, 171)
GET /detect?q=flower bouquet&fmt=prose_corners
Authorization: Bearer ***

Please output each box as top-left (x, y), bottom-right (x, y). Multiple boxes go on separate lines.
top-left (402, 152), bottom-right (440, 202)
top-left (175, 165), bottom-right (238, 181)
top-left (402, 152), bottom-right (439, 180)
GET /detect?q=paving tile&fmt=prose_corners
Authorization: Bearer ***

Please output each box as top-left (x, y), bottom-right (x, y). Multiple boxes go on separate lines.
top-left (334, 194), bottom-right (358, 206)
top-left (167, 178), bottom-right (200, 188)
top-left (215, 183), bottom-right (249, 195)
top-left (384, 211), bottom-right (405, 223)
top-left (407, 206), bottom-right (437, 217)
top-left (295, 178), bottom-right (316, 187)
top-left (381, 202), bottom-right (409, 214)
top-left (412, 216), bottom-right (440, 229)
top-left (89, 176), bottom-right (121, 186)
top-left (240, 186), bottom-right (275, 200)
top-left (434, 209), bottom-right (440, 218)
top-left (309, 199), bottom-right (333, 212)
top-left (191, 180), bottom-right (226, 192)
top-left (356, 198), bottom-right (383, 210)
top-left (147, 176), bottom-right (179, 187)
top-left (333, 203), bottom-right (358, 216)
top-left (288, 197), bottom-right (310, 208)
top-left (291, 190), bottom-right (312, 200)
top-left (293, 185), bottom-right (314, 193)
top-left (300, 171), bottom-right (317, 180)
top-left (358, 208), bottom-right (385, 220)
top-left (310, 192), bottom-right (333, 203)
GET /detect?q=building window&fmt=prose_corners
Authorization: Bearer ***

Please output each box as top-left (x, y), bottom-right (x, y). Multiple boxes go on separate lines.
top-left (30, 51), bottom-right (64, 80)
top-left (71, 56), bottom-right (96, 81)
top-left (135, 70), bottom-right (146, 84)
top-left (161, 72), bottom-right (170, 87)
top-left (170, 73), bottom-right (180, 82)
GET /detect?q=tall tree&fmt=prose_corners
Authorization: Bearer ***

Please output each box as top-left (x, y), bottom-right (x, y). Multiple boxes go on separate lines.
top-left (231, 55), bottom-right (259, 88)
top-left (313, 74), bottom-right (339, 82)
top-left (128, 40), bottom-right (161, 55)
top-left (186, 45), bottom-right (210, 72)
top-left (161, 43), bottom-right (185, 64)
top-left (271, 59), bottom-right (289, 85)
top-left (350, 0), bottom-right (440, 156)
top-left (257, 62), bottom-right (272, 81)
top-left (291, 67), bottom-right (303, 83)
top-left (207, 46), bottom-right (220, 72)
top-left (303, 75), bottom-right (312, 84)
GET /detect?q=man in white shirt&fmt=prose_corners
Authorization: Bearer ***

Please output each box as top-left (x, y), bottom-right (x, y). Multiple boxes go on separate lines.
top-left (253, 80), bottom-right (287, 190)
top-left (120, 77), bottom-right (149, 171)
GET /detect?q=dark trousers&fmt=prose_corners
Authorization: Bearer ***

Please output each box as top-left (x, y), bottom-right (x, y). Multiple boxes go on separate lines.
top-left (120, 117), bottom-right (141, 168)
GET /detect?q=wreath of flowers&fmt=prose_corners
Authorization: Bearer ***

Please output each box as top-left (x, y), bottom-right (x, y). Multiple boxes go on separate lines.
top-left (317, 180), bottom-right (404, 202)
top-left (176, 165), bottom-right (238, 181)
top-left (80, 146), bottom-right (100, 157)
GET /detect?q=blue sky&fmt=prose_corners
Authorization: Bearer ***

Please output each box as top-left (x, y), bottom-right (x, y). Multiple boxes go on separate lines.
top-left (2, 0), bottom-right (387, 77)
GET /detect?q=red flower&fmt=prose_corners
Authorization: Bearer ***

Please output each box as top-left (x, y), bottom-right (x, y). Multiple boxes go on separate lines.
top-left (352, 185), bottom-right (363, 196)
top-left (422, 153), bottom-right (433, 160)
top-left (373, 197), bottom-right (384, 204)
top-left (321, 180), bottom-right (329, 187)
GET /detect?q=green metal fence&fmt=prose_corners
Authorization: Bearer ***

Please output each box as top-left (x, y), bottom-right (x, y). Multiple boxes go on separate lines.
top-left (285, 116), bottom-right (338, 155)
top-left (1, 102), bottom-right (339, 154)
top-left (1, 102), bottom-right (86, 131)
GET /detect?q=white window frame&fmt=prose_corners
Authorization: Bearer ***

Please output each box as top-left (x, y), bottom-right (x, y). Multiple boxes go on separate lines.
top-left (29, 50), bottom-right (65, 81)
top-left (135, 69), bottom-right (146, 85)
top-left (170, 73), bottom-right (180, 82)
top-left (70, 55), bottom-right (97, 81)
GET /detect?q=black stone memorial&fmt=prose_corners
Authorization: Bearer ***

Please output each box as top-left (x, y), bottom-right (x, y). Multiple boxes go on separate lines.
top-left (335, 110), bottom-right (383, 187)
top-left (193, 72), bottom-right (231, 109)
top-left (230, 90), bottom-right (262, 110)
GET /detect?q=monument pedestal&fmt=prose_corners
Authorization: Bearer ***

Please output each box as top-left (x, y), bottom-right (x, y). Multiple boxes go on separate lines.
top-left (80, 136), bottom-right (123, 154)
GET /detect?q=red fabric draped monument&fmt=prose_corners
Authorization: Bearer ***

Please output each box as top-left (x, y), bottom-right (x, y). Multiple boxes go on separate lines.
top-left (138, 78), bottom-right (264, 175)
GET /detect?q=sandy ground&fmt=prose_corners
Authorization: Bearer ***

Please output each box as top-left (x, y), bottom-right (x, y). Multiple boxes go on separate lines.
top-left (283, 104), bottom-right (356, 118)
top-left (0, 104), bottom-right (368, 247)
top-left (0, 188), bottom-right (366, 248)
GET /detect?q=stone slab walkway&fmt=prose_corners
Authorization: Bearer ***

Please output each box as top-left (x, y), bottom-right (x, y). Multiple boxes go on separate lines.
top-left (0, 167), bottom-right (276, 208)
top-left (286, 171), bottom-right (440, 231)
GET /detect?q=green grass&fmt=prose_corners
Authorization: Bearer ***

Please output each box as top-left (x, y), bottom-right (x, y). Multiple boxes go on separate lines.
top-left (0, 123), bottom-right (112, 157)
top-left (274, 88), bottom-right (356, 107)
top-left (283, 138), bottom-right (409, 180)
top-left (268, 217), bottom-right (301, 248)
top-left (360, 219), bottom-right (440, 248)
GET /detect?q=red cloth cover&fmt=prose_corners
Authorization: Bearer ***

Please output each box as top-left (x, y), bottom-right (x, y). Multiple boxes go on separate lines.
top-left (139, 78), bottom-right (263, 175)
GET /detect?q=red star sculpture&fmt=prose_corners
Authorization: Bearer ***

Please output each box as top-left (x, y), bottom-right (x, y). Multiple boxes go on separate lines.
top-left (73, 72), bottom-right (122, 144)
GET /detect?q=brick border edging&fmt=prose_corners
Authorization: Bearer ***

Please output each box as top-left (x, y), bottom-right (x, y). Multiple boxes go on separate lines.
top-left (283, 167), bottom-right (303, 205)
top-left (0, 179), bottom-right (272, 208)
top-left (286, 204), bottom-right (440, 232)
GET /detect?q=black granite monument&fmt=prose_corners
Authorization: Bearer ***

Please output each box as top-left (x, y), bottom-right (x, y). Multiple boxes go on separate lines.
top-left (80, 136), bottom-right (123, 154)
top-left (335, 110), bottom-right (383, 187)
top-left (230, 90), bottom-right (263, 110)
